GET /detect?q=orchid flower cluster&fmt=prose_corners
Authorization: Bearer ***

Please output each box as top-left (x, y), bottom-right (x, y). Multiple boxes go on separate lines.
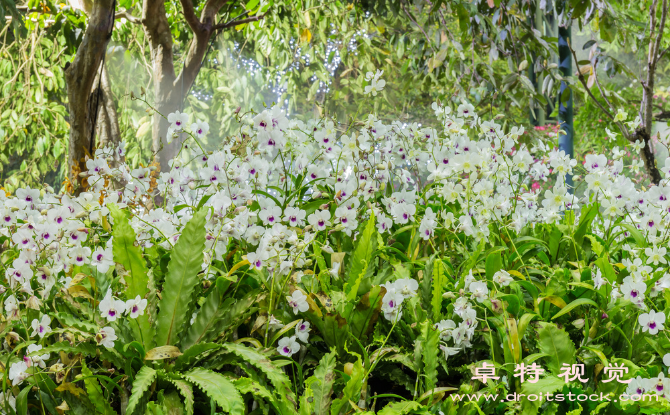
top-left (3, 93), bottom-right (670, 408)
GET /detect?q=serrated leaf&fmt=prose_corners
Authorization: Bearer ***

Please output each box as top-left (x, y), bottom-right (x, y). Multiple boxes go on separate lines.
top-left (82, 361), bottom-right (116, 415)
top-left (377, 400), bottom-right (423, 415)
top-left (183, 368), bottom-right (244, 415)
top-left (182, 286), bottom-right (260, 350)
top-left (537, 323), bottom-right (576, 375)
top-left (420, 321), bottom-right (440, 390)
top-left (330, 354), bottom-right (363, 415)
top-left (222, 343), bottom-right (297, 411)
top-left (126, 366), bottom-right (157, 415)
top-left (302, 350), bottom-right (337, 415)
top-left (109, 204), bottom-right (153, 348)
top-left (163, 377), bottom-right (194, 415)
top-left (156, 209), bottom-right (208, 346)
top-left (431, 258), bottom-right (445, 320)
top-left (344, 213), bottom-right (377, 301)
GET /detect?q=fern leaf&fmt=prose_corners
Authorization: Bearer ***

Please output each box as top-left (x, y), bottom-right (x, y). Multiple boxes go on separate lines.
top-left (344, 213), bottom-right (377, 301)
top-left (126, 366), bottom-right (157, 415)
top-left (156, 208), bottom-right (208, 346)
top-left (303, 350), bottom-right (337, 415)
top-left (182, 368), bottom-right (245, 415)
top-left (377, 401), bottom-right (423, 415)
top-left (81, 362), bottom-right (116, 415)
top-left (222, 343), bottom-right (297, 411)
top-left (431, 258), bottom-right (444, 321)
top-left (420, 321), bottom-right (440, 391)
top-left (182, 288), bottom-right (260, 350)
top-left (109, 204), bottom-right (153, 348)
top-left (163, 376), bottom-right (194, 415)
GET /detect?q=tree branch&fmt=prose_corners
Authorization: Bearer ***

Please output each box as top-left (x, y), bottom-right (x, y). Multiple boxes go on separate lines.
top-left (114, 9), bottom-right (140, 24)
top-left (212, 12), bottom-right (266, 30)
top-left (179, 0), bottom-right (203, 33)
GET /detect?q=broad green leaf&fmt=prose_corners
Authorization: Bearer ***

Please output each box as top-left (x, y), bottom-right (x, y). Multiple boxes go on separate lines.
top-left (537, 323), bottom-right (576, 375)
top-left (109, 204), bottom-right (153, 347)
top-left (81, 361), bottom-right (115, 415)
top-left (222, 343), bottom-right (297, 411)
top-left (182, 287), bottom-right (260, 350)
top-left (520, 376), bottom-right (564, 414)
top-left (156, 208), bottom-right (208, 346)
top-left (378, 400), bottom-right (422, 415)
top-left (302, 350), bottom-right (337, 415)
top-left (345, 285), bottom-right (386, 341)
top-left (420, 320), bottom-right (440, 391)
top-left (164, 377), bottom-right (194, 415)
top-left (330, 354), bottom-right (364, 415)
top-left (344, 213), bottom-right (377, 301)
top-left (431, 258), bottom-right (445, 320)
top-left (126, 366), bottom-right (157, 415)
top-left (183, 368), bottom-right (244, 415)
top-left (551, 298), bottom-right (599, 320)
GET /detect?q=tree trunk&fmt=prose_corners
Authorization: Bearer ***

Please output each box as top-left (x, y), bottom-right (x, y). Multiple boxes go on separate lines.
top-left (96, 63), bottom-right (121, 150)
top-left (65, 0), bottom-right (115, 192)
top-left (634, 128), bottom-right (663, 185)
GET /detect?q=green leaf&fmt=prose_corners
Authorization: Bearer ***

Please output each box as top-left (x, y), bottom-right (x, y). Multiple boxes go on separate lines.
top-left (156, 209), bottom-right (208, 346)
top-left (537, 323), bottom-right (576, 375)
top-left (520, 376), bottom-right (565, 414)
top-left (126, 366), bottom-right (158, 415)
top-left (431, 258), bottom-right (445, 320)
top-left (182, 368), bottom-right (245, 415)
top-left (82, 361), bottom-right (116, 415)
top-left (303, 350), bottom-right (338, 415)
top-left (420, 321), bottom-right (440, 391)
top-left (377, 400), bottom-right (422, 415)
top-left (31, 341), bottom-right (97, 358)
top-left (344, 213), bottom-right (377, 301)
top-left (345, 285), bottom-right (385, 341)
top-left (330, 354), bottom-right (364, 415)
top-left (109, 204), bottom-right (153, 348)
top-left (551, 298), bottom-right (599, 320)
top-left (574, 203), bottom-right (598, 247)
top-left (15, 385), bottom-right (31, 415)
top-left (595, 256), bottom-right (616, 284)
top-left (163, 377), bottom-right (194, 415)
top-left (182, 288), bottom-right (260, 350)
top-left (222, 343), bottom-right (297, 411)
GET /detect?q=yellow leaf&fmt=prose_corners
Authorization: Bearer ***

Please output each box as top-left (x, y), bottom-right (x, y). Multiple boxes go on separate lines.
top-left (507, 270), bottom-right (526, 280)
top-left (229, 259), bottom-right (250, 276)
top-left (303, 11), bottom-right (311, 28)
top-left (300, 28), bottom-right (312, 43)
top-left (145, 345), bottom-right (182, 360)
top-left (56, 401), bottom-right (70, 415)
top-left (614, 263), bottom-right (626, 270)
top-left (68, 285), bottom-right (94, 300)
top-left (56, 382), bottom-right (86, 397)
top-left (70, 273), bottom-right (88, 286)
top-left (540, 295), bottom-right (567, 310)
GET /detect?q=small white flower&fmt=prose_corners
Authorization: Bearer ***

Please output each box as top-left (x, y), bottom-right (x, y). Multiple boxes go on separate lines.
top-left (286, 290), bottom-right (310, 314)
top-left (26, 344), bottom-right (50, 369)
top-left (91, 247), bottom-right (114, 273)
top-left (434, 319), bottom-right (456, 341)
top-left (468, 281), bottom-right (489, 303)
top-left (168, 111), bottom-right (189, 131)
top-left (125, 295), bottom-right (148, 318)
top-left (307, 210), bottom-right (331, 231)
top-left (96, 327), bottom-right (118, 349)
top-left (8, 361), bottom-right (29, 385)
top-left (277, 336), bottom-right (300, 357)
top-left (639, 310), bottom-right (666, 335)
top-left (31, 315), bottom-right (51, 338)
top-left (492, 270), bottom-right (513, 287)
top-left (295, 320), bottom-right (311, 342)
top-left (190, 120), bottom-right (209, 139)
top-left (99, 289), bottom-right (127, 322)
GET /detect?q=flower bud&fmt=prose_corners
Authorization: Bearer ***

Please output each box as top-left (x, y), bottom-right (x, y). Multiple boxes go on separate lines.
top-left (188, 181), bottom-right (196, 190)
top-left (319, 203), bottom-right (329, 210)
top-left (572, 319), bottom-right (585, 329)
top-left (40, 209), bottom-right (48, 216)
top-left (442, 292), bottom-right (456, 299)
top-left (359, 180), bottom-right (366, 189)
top-left (344, 362), bottom-right (354, 376)
top-left (75, 211), bottom-right (88, 219)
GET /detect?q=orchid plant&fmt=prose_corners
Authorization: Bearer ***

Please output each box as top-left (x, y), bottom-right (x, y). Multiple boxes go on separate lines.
top-left (3, 82), bottom-right (670, 414)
